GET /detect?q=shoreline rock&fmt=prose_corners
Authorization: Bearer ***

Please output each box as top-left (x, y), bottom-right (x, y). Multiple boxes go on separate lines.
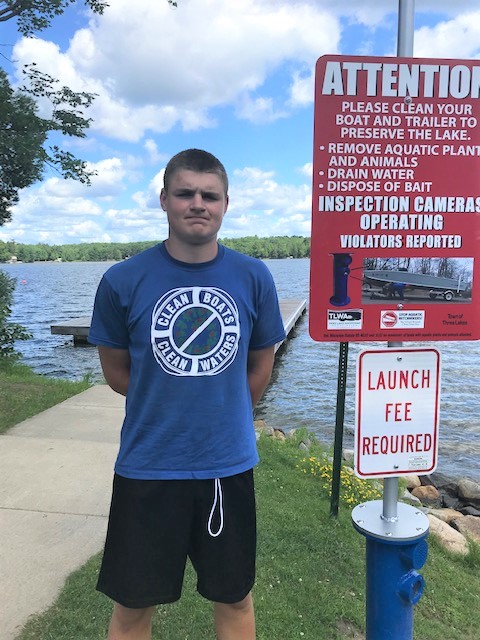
top-left (427, 514), bottom-right (470, 555)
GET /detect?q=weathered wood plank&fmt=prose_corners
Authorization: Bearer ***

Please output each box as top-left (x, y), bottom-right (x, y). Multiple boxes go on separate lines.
top-left (51, 316), bottom-right (91, 337)
top-left (275, 299), bottom-right (307, 352)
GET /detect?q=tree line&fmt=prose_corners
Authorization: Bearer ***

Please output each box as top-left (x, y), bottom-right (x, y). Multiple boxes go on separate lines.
top-left (0, 236), bottom-right (311, 264)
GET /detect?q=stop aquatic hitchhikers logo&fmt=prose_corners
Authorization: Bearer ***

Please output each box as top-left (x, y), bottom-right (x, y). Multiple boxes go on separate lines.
top-left (151, 287), bottom-right (240, 376)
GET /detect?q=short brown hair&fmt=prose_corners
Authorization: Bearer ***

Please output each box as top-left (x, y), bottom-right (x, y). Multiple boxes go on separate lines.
top-left (163, 149), bottom-right (229, 195)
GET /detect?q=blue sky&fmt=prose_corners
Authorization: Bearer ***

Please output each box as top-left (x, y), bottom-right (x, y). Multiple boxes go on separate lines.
top-left (1, 0), bottom-right (480, 245)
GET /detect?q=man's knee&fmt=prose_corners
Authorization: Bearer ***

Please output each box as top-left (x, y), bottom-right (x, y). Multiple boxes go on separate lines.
top-left (110, 603), bottom-right (155, 632)
top-left (216, 592), bottom-right (253, 613)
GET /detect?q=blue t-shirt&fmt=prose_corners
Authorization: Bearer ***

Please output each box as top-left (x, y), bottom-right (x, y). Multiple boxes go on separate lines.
top-left (88, 243), bottom-right (286, 480)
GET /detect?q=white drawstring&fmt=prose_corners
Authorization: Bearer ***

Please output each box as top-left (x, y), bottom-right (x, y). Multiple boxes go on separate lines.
top-left (207, 478), bottom-right (224, 537)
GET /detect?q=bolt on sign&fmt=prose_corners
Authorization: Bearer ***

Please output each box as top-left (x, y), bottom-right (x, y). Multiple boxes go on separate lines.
top-left (309, 55), bottom-right (480, 343)
top-left (355, 348), bottom-right (441, 478)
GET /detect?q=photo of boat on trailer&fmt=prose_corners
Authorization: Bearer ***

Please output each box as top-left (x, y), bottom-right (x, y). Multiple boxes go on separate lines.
top-left (363, 269), bottom-right (471, 302)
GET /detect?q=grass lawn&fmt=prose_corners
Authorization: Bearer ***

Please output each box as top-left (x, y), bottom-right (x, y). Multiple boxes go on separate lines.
top-left (0, 364), bottom-right (91, 435)
top-left (12, 430), bottom-right (480, 640)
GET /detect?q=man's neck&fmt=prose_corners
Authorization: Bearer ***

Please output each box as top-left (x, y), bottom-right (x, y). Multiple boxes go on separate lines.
top-left (164, 237), bottom-right (219, 264)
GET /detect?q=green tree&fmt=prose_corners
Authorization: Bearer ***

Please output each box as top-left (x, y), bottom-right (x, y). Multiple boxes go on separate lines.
top-left (0, 241), bottom-right (10, 262)
top-left (0, 69), bottom-right (47, 225)
top-left (0, 1), bottom-right (108, 224)
top-left (0, 1), bottom-right (108, 36)
top-left (0, 64), bottom-right (99, 225)
top-left (0, 237), bottom-right (313, 263)
top-left (0, 270), bottom-right (31, 363)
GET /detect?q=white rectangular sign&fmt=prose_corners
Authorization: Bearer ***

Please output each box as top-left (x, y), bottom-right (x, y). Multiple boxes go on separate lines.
top-left (355, 348), bottom-right (441, 478)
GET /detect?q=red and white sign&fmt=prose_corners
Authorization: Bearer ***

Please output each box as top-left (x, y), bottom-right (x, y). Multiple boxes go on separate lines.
top-left (309, 55), bottom-right (480, 342)
top-left (355, 348), bottom-right (440, 478)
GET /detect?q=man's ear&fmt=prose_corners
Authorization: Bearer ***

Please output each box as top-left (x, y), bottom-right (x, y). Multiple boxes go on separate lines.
top-left (223, 194), bottom-right (229, 215)
top-left (160, 188), bottom-right (167, 211)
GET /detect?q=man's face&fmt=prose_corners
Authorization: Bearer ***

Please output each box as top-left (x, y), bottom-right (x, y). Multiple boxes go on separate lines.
top-left (160, 170), bottom-right (228, 247)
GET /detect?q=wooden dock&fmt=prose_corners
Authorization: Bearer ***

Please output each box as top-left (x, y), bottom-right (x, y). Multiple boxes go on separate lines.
top-left (51, 299), bottom-right (307, 347)
top-left (51, 316), bottom-right (91, 344)
top-left (275, 298), bottom-right (307, 352)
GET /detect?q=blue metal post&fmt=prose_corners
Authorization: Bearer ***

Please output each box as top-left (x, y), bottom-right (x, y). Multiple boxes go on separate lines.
top-left (330, 253), bottom-right (352, 306)
top-left (364, 534), bottom-right (428, 639)
top-left (352, 501), bottom-right (429, 640)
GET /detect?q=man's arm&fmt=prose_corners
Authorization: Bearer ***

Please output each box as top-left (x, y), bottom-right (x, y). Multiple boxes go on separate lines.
top-left (247, 346), bottom-right (276, 408)
top-left (98, 345), bottom-right (131, 396)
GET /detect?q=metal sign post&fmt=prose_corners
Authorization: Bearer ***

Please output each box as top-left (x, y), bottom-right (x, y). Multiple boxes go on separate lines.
top-left (330, 341), bottom-right (349, 517)
top-left (383, 0), bottom-right (415, 544)
top-left (352, 4), bottom-right (431, 639)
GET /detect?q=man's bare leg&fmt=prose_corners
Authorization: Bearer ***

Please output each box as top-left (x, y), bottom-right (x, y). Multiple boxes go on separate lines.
top-left (107, 603), bottom-right (156, 640)
top-left (214, 592), bottom-right (255, 640)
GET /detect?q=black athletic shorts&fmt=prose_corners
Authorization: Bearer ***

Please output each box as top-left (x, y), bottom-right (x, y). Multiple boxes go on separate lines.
top-left (96, 469), bottom-right (256, 608)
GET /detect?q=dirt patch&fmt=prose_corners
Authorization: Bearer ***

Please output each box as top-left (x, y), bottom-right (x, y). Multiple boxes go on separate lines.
top-left (336, 618), bottom-right (365, 640)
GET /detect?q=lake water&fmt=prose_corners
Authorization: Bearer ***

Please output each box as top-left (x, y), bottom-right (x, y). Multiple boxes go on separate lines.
top-left (3, 257), bottom-right (479, 482)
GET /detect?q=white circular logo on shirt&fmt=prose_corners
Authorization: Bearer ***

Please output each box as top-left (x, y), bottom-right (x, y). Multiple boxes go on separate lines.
top-left (151, 287), bottom-right (240, 376)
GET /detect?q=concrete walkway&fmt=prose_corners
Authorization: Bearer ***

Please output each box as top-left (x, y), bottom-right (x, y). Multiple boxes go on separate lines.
top-left (0, 385), bottom-right (124, 640)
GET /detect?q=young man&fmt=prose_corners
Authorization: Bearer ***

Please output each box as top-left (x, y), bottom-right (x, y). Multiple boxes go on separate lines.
top-left (88, 149), bottom-right (286, 640)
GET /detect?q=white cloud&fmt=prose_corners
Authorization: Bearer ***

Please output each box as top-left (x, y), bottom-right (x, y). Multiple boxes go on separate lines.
top-left (143, 139), bottom-right (166, 165)
top-left (289, 69), bottom-right (316, 107)
top-left (78, 0), bottom-right (339, 104)
top-left (221, 166), bottom-right (311, 237)
top-left (235, 95), bottom-right (288, 124)
top-left (132, 170), bottom-right (165, 210)
top-left (90, 99), bottom-right (180, 142)
top-left (11, 0), bottom-right (341, 140)
top-left (0, 195), bottom-right (104, 244)
top-left (36, 157), bottom-right (127, 200)
top-left (0, 156), bottom-right (133, 243)
top-left (66, 220), bottom-right (106, 242)
top-left (298, 163), bottom-right (313, 178)
top-left (86, 158), bottom-right (128, 196)
top-left (414, 11), bottom-right (480, 58)
top-left (103, 207), bottom-right (169, 242)
top-left (13, 0), bottom-right (479, 145)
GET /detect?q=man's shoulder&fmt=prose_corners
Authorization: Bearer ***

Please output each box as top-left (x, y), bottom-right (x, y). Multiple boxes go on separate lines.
top-left (221, 245), bottom-right (268, 271)
top-left (104, 244), bottom-right (162, 278)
